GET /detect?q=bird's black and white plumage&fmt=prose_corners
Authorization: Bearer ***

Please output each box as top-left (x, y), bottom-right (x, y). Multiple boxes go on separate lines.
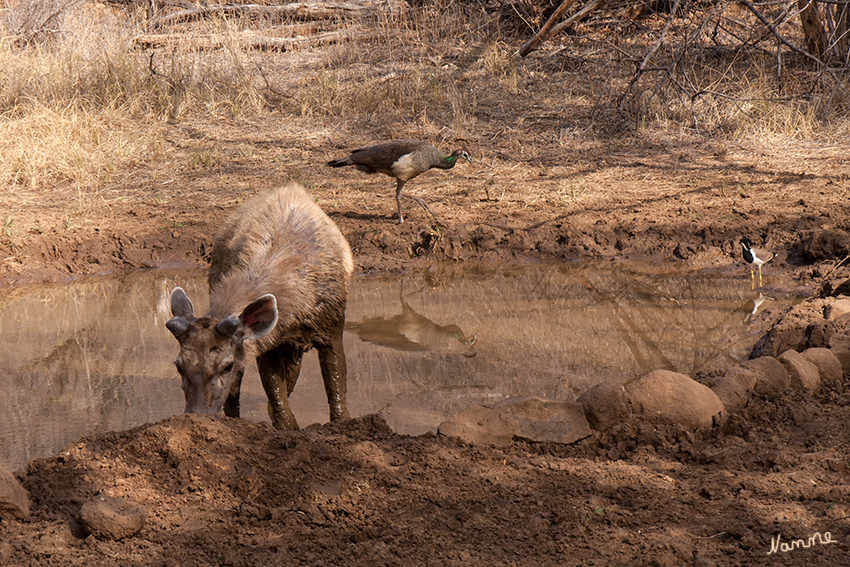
top-left (740, 238), bottom-right (775, 288)
top-left (327, 139), bottom-right (472, 224)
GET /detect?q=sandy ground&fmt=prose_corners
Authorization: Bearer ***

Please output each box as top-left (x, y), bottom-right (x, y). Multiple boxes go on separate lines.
top-left (2, 52), bottom-right (850, 567)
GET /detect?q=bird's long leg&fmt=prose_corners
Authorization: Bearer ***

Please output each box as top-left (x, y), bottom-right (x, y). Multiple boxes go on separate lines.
top-left (758, 266), bottom-right (763, 287)
top-left (402, 193), bottom-right (435, 216)
top-left (395, 179), bottom-right (435, 223)
top-left (395, 179), bottom-right (406, 224)
top-left (750, 269), bottom-right (755, 290)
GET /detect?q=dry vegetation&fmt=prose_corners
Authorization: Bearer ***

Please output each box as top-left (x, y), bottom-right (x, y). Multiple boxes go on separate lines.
top-left (0, 0), bottom-right (848, 265)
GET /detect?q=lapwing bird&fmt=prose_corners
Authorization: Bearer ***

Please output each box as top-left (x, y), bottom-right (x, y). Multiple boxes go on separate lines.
top-left (740, 238), bottom-right (775, 288)
top-left (327, 139), bottom-right (472, 224)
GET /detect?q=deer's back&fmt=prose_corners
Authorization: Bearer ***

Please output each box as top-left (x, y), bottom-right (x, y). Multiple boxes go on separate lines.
top-left (207, 183), bottom-right (353, 347)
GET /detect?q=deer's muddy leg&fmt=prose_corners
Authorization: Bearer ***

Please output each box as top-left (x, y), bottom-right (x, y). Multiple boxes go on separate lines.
top-left (257, 345), bottom-right (303, 430)
top-left (223, 368), bottom-right (245, 418)
top-left (317, 331), bottom-right (349, 422)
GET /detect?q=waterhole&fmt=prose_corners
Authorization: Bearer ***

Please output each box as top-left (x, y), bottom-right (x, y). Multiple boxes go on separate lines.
top-left (0, 262), bottom-right (798, 471)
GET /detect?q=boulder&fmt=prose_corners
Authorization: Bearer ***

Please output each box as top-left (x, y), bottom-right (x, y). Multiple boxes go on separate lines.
top-left (494, 397), bottom-right (592, 444)
top-left (827, 313), bottom-right (850, 349)
top-left (577, 382), bottom-right (630, 431)
top-left (750, 298), bottom-right (831, 358)
top-left (437, 406), bottom-right (518, 447)
top-left (626, 370), bottom-right (725, 430)
top-left (801, 347), bottom-right (843, 390)
top-left (777, 350), bottom-right (821, 392)
top-left (722, 366), bottom-right (758, 391)
top-left (706, 375), bottom-right (750, 410)
top-left (808, 319), bottom-right (831, 349)
top-left (830, 348), bottom-right (850, 380)
top-left (0, 464), bottom-right (29, 520)
top-left (743, 356), bottom-right (789, 397)
top-left (824, 297), bottom-right (850, 320)
top-left (80, 494), bottom-right (146, 540)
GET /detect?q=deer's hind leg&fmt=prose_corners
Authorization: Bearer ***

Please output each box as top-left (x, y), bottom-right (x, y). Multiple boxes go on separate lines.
top-left (316, 327), bottom-right (349, 423)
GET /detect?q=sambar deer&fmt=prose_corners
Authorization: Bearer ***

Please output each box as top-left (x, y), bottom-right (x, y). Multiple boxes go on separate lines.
top-left (166, 182), bottom-right (354, 430)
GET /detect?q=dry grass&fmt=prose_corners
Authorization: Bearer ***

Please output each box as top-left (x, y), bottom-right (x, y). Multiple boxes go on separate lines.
top-left (0, 0), bottom-right (849, 217)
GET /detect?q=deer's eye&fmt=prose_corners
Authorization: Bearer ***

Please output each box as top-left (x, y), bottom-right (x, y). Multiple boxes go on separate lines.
top-left (222, 362), bottom-right (234, 374)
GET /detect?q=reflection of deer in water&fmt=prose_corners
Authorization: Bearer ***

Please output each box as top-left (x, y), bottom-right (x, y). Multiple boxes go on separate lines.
top-left (346, 286), bottom-right (477, 355)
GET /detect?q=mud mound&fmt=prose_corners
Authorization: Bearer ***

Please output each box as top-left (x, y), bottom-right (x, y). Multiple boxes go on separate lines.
top-left (4, 400), bottom-right (849, 566)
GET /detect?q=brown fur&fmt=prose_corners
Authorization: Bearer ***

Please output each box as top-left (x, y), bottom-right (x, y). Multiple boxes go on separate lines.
top-left (167, 182), bottom-right (353, 429)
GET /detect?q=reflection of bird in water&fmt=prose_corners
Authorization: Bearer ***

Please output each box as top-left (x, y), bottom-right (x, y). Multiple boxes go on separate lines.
top-left (740, 238), bottom-right (775, 289)
top-left (740, 292), bottom-right (772, 323)
top-left (346, 287), bottom-right (477, 355)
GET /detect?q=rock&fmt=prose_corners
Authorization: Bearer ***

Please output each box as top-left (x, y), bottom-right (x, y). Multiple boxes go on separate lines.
top-left (801, 347), bottom-right (843, 390)
top-left (811, 312), bottom-right (850, 350)
top-left (831, 348), bottom-right (850, 380)
top-left (80, 494), bottom-right (146, 540)
top-left (706, 375), bottom-right (749, 410)
top-left (0, 464), bottom-right (30, 520)
top-left (577, 382), bottom-right (630, 431)
top-left (437, 406), bottom-right (518, 447)
top-left (825, 297), bottom-right (850, 320)
top-left (626, 370), bottom-right (726, 429)
top-left (808, 318), bottom-right (832, 348)
top-left (742, 356), bottom-right (789, 397)
top-left (721, 366), bottom-right (758, 391)
top-left (777, 350), bottom-right (821, 392)
top-left (799, 229), bottom-right (850, 262)
top-left (493, 397), bottom-right (592, 444)
top-left (827, 313), bottom-right (850, 348)
top-left (832, 279), bottom-right (850, 297)
top-left (750, 298), bottom-right (832, 358)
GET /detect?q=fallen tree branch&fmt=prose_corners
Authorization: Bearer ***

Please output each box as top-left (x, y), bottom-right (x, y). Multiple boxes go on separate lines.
top-left (519, 0), bottom-right (582, 57)
top-left (548, 0), bottom-right (604, 39)
top-left (134, 28), bottom-right (379, 50)
top-left (150, 0), bottom-right (406, 26)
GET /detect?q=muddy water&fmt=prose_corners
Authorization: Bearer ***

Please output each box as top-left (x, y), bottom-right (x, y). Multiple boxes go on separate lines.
top-left (0, 263), bottom-right (798, 471)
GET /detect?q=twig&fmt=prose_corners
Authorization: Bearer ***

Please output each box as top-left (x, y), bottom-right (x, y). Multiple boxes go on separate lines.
top-left (738, 0), bottom-right (826, 68)
top-left (618, 0), bottom-right (682, 112)
top-left (820, 253), bottom-right (850, 281)
top-left (254, 61), bottom-right (294, 99)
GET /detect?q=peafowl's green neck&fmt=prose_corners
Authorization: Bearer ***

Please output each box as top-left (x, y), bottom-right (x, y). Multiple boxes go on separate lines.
top-left (437, 154), bottom-right (458, 169)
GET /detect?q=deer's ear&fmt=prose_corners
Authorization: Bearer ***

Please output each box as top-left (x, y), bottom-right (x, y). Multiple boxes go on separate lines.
top-left (239, 294), bottom-right (278, 340)
top-left (170, 287), bottom-right (195, 320)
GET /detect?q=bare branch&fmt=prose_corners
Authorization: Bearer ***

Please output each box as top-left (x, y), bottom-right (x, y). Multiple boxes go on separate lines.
top-left (618, 0), bottom-right (682, 112)
top-left (519, 0), bottom-right (582, 57)
top-left (738, 0), bottom-right (825, 66)
top-left (548, 0), bottom-right (604, 39)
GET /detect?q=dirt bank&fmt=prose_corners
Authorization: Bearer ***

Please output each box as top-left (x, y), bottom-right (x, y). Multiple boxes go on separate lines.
top-left (2, 120), bottom-right (848, 289)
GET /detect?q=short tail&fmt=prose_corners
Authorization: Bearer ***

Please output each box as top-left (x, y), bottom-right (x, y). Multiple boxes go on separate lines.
top-left (327, 157), bottom-right (351, 168)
